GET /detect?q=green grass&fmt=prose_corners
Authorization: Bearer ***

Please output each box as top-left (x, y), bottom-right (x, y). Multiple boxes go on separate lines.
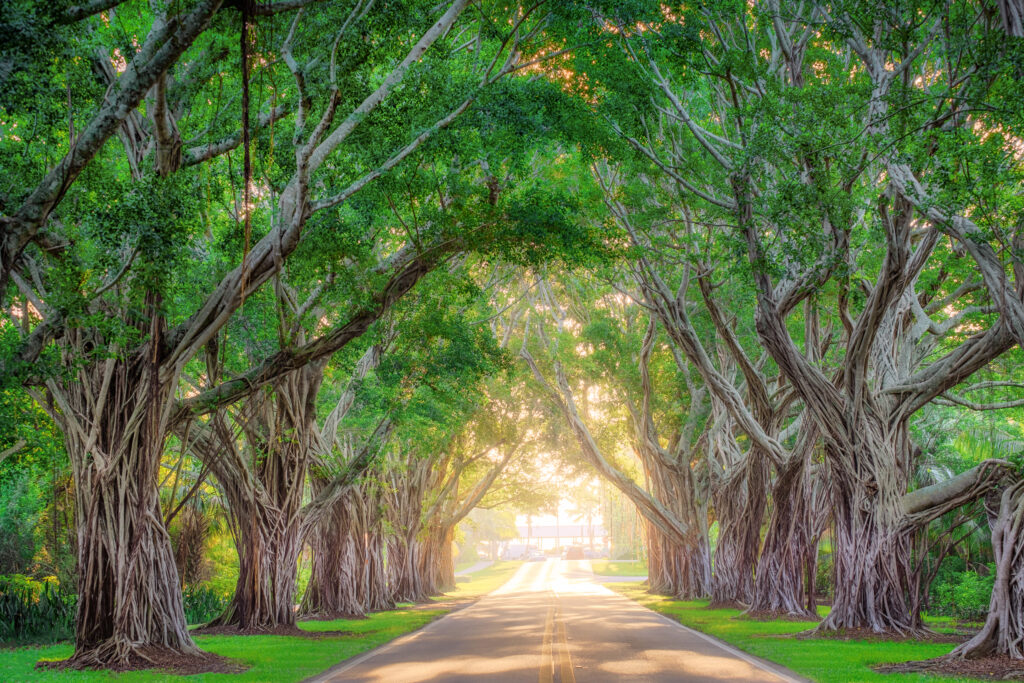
top-left (454, 559), bottom-right (478, 573)
top-left (1, 608), bottom-right (445, 682)
top-left (441, 560), bottom-right (519, 599)
top-left (1, 562), bottom-right (522, 682)
top-left (590, 560), bottom-right (647, 577)
top-left (611, 582), bottom-right (989, 683)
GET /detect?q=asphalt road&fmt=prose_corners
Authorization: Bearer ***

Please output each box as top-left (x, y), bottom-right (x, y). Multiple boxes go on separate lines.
top-left (312, 559), bottom-right (805, 682)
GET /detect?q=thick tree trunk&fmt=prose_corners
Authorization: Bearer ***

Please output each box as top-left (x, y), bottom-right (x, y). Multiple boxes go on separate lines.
top-left (817, 421), bottom-right (921, 634)
top-left (51, 346), bottom-right (199, 668)
top-left (70, 438), bottom-right (197, 666)
top-left (388, 535), bottom-right (431, 603)
top-left (420, 525), bottom-right (457, 594)
top-left (707, 403), bottom-right (765, 607)
top-left (947, 481), bottom-right (1024, 658)
top-left (748, 454), bottom-right (821, 618)
top-left (211, 496), bottom-right (303, 630)
top-left (641, 445), bottom-right (712, 599)
top-left (302, 494), bottom-right (366, 617)
top-left (301, 486), bottom-right (390, 618)
top-left (646, 521), bottom-right (712, 599)
top-left (207, 368), bottom-right (321, 631)
top-left (710, 456), bottom-right (766, 606)
top-left (304, 527), bottom-right (364, 617)
top-left (364, 531), bottom-right (395, 612)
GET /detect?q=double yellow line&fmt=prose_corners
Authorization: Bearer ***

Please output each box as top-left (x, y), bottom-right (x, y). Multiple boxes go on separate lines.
top-left (540, 603), bottom-right (575, 682)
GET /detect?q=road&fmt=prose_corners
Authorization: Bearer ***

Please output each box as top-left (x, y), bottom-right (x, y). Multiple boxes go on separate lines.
top-left (312, 559), bottom-right (805, 683)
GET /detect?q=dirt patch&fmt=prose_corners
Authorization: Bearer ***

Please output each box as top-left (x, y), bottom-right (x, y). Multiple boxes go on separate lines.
top-left (37, 646), bottom-right (244, 674)
top-left (877, 655), bottom-right (1024, 681)
top-left (707, 600), bottom-right (747, 610)
top-left (300, 612), bottom-right (368, 622)
top-left (192, 623), bottom-right (352, 638)
top-left (797, 626), bottom-right (966, 644)
top-left (740, 610), bottom-right (821, 623)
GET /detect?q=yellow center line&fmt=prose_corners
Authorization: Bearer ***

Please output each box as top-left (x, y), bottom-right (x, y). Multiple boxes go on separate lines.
top-left (539, 604), bottom-right (555, 683)
top-left (555, 604), bottom-right (576, 683)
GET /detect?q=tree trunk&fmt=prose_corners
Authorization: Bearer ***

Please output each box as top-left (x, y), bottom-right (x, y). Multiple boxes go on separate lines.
top-left (749, 453), bottom-right (821, 618)
top-left (646, 521), bottom-right (712, 599)
top-left (50, 343), bottom-right (199, 668)
top-left (947, 481), bottom-right (1024, 658)
top-left (70, 437), bottom-right (197, 667)
top-left (420, 525), bottom-right (457, 594)
top-left (710, 457), bottom-right (766, 606)
top-left (207, 369), bottom-right (321, 631)
top-left (707, 403), bottom-right (765, 607)
top-left (388, 535), bottom-right (431, 603)
top-left (816, 420), bottom-right (921, 634)
top-left (302, 486), bottom-right (388, 618)
top-left (364, 531), bottom-right (395, 611)
top-left (209, 493), bottom-right (303, 630)
top-left (302, 494), bottom-right (365, 617)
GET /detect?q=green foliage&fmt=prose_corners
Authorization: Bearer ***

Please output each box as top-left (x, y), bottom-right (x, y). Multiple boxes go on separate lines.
top-left (815, 547), bottom-right (834, 600)
top-left (930, 565), bottom-right (994, 622)
top-left (181, 585), bottom-right (230, 626)
top-left (0, 474), bottom-right (42, 574)
top-left (0, 575), bottom-right (75, 644)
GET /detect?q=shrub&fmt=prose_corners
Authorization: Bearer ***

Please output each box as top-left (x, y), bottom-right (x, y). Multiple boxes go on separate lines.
top-left (931, 566), bottom-right (994, 622)
top-left (182, 584), bottom-right (229, 625)
top-left (0, 475), bottom-right (42, 574)
top-left (0, 574), bottom-right (75, 643)
top-left (814, 549), bottom-right (834, 599)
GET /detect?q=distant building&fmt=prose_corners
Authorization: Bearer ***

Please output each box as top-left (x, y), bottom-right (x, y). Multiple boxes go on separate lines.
top-left (513, 523), bottom-right (607, 550)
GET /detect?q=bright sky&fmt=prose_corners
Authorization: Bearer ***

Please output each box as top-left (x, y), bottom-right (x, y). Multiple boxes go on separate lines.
top-left (515, 499), bottom-right (604, 529)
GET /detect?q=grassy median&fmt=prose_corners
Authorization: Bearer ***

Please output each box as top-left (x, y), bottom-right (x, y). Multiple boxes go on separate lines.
top-left (590, 560), bottom-right (648, 577)
top-left (0, 563), bottom-right (517, 682)
top-left (610, 582), bottom-right (992, 683)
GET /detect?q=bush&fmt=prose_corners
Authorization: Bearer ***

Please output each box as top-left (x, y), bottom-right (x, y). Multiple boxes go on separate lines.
top-left (0, 475), bottom-right (42, 574)
top-left (182, 584), bottom-right (229, 625)
top-left (814, 549), bottom-right (833, 599)
top-left (930, 566), bottom-right (994, 622)
top-left (0, 574), bottom-right (75, 643)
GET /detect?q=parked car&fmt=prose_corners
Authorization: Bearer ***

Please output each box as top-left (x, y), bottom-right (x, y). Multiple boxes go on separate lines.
top-left (564, 546), bottom-right (585, 560)
top-left (501, 544), bottom-right (540, 560)
top-left (528, 550), bottom-right (547, 562)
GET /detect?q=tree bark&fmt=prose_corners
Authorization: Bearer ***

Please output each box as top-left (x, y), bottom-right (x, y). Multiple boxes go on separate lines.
top-left (815, 419), bottom-right (921, 634)
top-left (645, 520), bottom-right (712, 599)
top-left (705, 398), bottom-right (765, 607)
top-left (388, 535), bottom-right (431, 603)
top-left (301, 485), bottom-right (390, 618)
top-left (748, 446), bottom-right (823, 618)
top-left (420, 525), bottom-right (457, 594)
top-left (43, 318), bottom-right (199, 668)
top-left (205, 365), bottom-right (323, 631)
top-left (211, 496), bottom-right (303, 630)
top-left (948, 481), bottom-right (1024, 657)
top-left (710, 457), bottom-right (766, 606)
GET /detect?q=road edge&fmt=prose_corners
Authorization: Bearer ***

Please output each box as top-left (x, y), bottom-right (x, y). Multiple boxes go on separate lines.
top-left (301, 601), bottom-right (473, 683)
top-left (599, 584), bottom-right (811, 683)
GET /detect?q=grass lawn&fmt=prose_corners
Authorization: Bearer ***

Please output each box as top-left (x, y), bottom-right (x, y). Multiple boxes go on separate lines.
top-left (611, 582), bottom-right (990, 683)
top-left (442, 560), bottom-right (519, 599)
top-left (590, 559), bottom-right (647, 577)
top-left (1, 609), bottom-right (442, 682)
top-left (0, 563), bottom-right (519, 682)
